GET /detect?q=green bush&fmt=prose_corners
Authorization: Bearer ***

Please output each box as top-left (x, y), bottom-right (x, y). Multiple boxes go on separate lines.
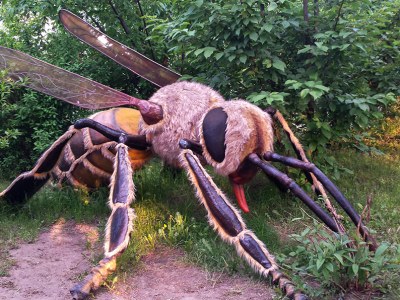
top-left (280, 222), bottom-right (400, 297)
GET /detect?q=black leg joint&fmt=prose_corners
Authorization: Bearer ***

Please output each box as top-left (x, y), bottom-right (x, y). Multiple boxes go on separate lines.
top-left (74, 118), bottom-right (150, 150)
top-left (264, 106), bottom-right (277, 116)
top-left (179, 139), bottom-right (203, 155)
top-left (264, 152), bottom-right (315, 171)
top-left (263, 152), bottom-right (364, 230)
top-left (248, 154), bottom-right (339, 233)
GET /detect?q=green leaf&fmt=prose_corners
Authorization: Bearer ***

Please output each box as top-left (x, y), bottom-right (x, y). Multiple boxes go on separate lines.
top-left (340, 44), bottom-right (351, 50)
top-left (310, 90), bottom-right (324, 100)
top-left (272, 58), bottom-right (286, 71)
top-left (268, 1), bottom-right (278, 11)
top-left (300, 89), bottom-right (310, 98)
top-left (250, 94), bottom-right (267, 102)
top-left (249, 32), bottom-right (259, 41)
top-left (194, 48), bottom-right (204, 56)
top-left (282, 20), bottom-right (290, 28)
top-left (262, 24), bottom-right (273, 32)
top-left (375, 243), bottom-right (390, 258)
top-left (358, 103), bottom-right (369, 111)
top-left (315, 42), bottom-right (329, 52)
top-left (334, 253), bottom-right (344, 265)
top-left (315, 84), bottom-right (330, 92)
top-left (262, 59), bottom-right (272, 68)
top-left (326, 262), bottom-right (334, 272)
top-left (215, 52), bottom-right (224, 60)
top-left (298, 46), bottom-right (311, 54)
top-left (239, 55), bottom-right (247, 64)
top-left (316, 258), bottom-right (325, 270)
top-left (352, 264), bottom-right (359, 275)
top-left (321, 128), bottom-right (332, 139)
top-left (203, 47), bottom-right (216, 58)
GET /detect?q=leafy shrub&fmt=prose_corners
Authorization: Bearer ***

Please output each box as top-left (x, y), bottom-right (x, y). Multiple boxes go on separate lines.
top-left (147, 0), bottom-right (399, 162)
top-left (280, 223), bottom-right (400, 297)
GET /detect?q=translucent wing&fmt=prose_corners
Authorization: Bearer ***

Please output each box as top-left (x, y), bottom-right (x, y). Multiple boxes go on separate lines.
top-left (59, 9), bottom-right (181, 87)
top-left (0, 46), bottom-right (144, 110)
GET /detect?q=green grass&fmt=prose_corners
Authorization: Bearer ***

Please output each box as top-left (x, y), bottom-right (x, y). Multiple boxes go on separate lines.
top-left (334, 151), bottom-right (400, 244)
top-left (0, 152), bottom-right (399, 298)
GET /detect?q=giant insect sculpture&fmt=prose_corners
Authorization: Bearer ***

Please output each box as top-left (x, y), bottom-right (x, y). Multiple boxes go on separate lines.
top-left (0, 9), bottom-right (377, 300)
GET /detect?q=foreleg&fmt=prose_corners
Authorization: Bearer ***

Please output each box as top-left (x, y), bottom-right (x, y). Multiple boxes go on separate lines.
top-left (180, 150), bottom-right (308, 300)
top-left (70, 143), bottom-right (135, 299)
top-left (261, 151), bottom-right (377, 250)
top-left (266, 108), bottom-right (348, 235)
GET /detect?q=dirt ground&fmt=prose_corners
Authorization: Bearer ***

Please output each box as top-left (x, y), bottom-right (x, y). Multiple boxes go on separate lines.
top-left (0, 220), bottom-right (276, 300)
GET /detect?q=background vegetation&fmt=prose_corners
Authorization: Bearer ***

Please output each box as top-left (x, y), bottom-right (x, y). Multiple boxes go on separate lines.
top-left (0, 0), bottom-right (399, 175)
top-left (0, 0), bottom-right (399, 299)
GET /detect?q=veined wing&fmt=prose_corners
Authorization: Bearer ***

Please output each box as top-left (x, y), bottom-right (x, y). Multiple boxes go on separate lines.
top-left (59, 9), bottom-right (181, 88)
top-left (0, 46), bottom-right (144, 110)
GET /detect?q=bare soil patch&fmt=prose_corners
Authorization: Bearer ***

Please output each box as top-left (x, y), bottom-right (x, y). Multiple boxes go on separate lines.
top-left (0, 220), bottom-right (275, 300)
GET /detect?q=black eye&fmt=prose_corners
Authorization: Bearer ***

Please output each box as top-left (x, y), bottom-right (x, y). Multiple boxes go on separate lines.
top-left (202, 107), bottom-right (228, 163)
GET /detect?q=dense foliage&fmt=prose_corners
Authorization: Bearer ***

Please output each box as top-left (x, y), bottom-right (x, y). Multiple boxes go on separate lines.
top-left (0, 0), bottom-right (399, 177)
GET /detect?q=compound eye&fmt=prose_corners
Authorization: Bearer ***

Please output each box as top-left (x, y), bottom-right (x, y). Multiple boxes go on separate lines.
top-left (202, 108), bottom-right (228, 163)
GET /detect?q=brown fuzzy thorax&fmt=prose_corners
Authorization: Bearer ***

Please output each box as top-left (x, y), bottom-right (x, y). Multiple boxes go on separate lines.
top-left (139, 81), bottom-right (225, 167)
top-left (140, 82), bottom-right (274, 175)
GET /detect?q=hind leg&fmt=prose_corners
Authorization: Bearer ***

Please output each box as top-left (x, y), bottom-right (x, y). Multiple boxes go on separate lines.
top-left (70, 143), bottom-right (136, 299)
top-left (0, 129), bottom-right (77, 204)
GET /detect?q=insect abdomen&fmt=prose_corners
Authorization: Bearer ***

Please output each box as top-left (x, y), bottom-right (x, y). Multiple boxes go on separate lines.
top-left (53, 108), bottom-right (151, 188)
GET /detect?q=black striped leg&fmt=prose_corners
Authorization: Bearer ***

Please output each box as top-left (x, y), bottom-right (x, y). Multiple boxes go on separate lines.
top-left (262, 152), bottom-right (378, 251)
top-left (0, 129), bottom-right (77, 204)
top-left (70, 144), bottom-right (136, 300)
top-left (180, 150), bottom-right (308, 300)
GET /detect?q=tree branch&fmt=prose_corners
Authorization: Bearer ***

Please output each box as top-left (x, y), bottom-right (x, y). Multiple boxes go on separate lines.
top-left (314, 0), bottom-right (319, 32)
top-left (108, 0), bottom-right (132, 35)
top-left (333, 0), bottom-right (345, 31)
top-left (134, 0), bottom-right (156, 60)
top-left (86, 12), bottom-right (106, 33)
top-left (303, 0), bottom-right (309, 23)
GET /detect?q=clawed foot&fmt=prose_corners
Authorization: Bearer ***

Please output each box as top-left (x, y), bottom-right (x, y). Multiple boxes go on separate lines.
top-left (70, 256), bottom-right (116, 300)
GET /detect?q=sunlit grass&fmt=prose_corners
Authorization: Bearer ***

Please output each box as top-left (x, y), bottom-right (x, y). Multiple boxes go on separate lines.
top-left (334, 151), bottom-right (400, 244)
top-left (0, 152), bottom-right (399, 297)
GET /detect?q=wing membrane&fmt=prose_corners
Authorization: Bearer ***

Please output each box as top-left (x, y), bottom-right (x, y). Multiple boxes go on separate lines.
top-left (0, 46), bottom-right (143, 110)
top-left (59, 9), bottom-right (181, 87)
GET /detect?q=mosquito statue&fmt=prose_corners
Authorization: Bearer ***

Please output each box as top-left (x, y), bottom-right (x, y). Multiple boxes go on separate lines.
top-left (0, 9), bottom-right (377, 300)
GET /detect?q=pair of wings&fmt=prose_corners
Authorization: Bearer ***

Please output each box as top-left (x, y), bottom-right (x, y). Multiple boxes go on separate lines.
top-left (0, 9), bottom-right (181, 110)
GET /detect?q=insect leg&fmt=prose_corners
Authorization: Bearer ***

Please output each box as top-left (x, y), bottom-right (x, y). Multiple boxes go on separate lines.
top-left (74, 118), bottom-right (150, 150)
top-left (248, 153), bottom-right (340, 233)
top-left (0, 128), bottom-right (77, 204)
top-left (70, 143), bottom-right (136, 300)
top-left (262, 152), bottom-right (377, 250)
top-left (180, 150), bottom-right (308, 300)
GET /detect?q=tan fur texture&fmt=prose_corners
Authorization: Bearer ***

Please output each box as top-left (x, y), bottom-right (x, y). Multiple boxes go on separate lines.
top-left (180, 150), bottom-right (278, 276)
top-left (140, 82), bottom-right (274, 178)
top-left (140, 81), bottom-right (225, 168)
top-left (200, 100), bottom-right (274, 176)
